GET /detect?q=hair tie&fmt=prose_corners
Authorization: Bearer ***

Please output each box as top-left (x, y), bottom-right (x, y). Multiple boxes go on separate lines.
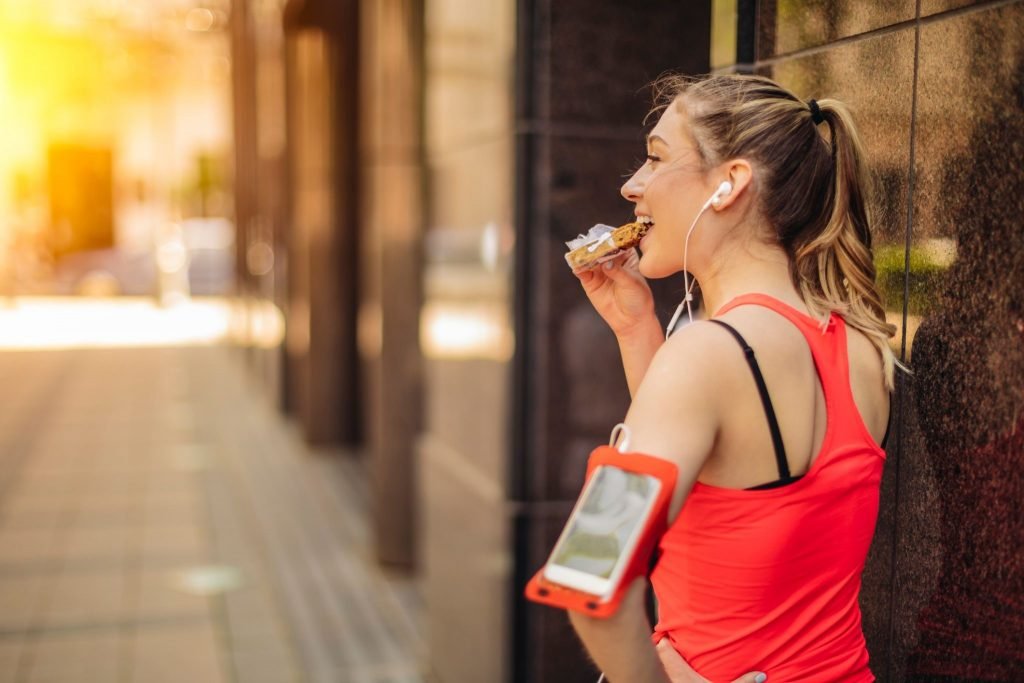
top-left (808, 99), bottom-right (825, 125)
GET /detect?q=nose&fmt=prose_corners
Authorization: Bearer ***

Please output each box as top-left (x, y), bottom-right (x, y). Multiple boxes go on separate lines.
top-left (621, 167), bottom-right (644, 203)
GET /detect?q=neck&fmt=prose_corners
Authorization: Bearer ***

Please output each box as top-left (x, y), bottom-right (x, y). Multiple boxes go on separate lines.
top-left (696, 240), bottom-right (804, 317)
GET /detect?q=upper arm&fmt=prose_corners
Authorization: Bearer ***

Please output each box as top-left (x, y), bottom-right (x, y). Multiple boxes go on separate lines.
top-left (621, 322), bottom-right (730, 522)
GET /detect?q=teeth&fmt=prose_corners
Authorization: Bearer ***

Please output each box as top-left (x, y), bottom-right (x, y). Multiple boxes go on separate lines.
top-left (637, 216), bottom-right (654, 225)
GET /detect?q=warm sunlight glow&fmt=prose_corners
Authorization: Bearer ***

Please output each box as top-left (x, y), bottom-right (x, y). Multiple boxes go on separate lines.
top-left (0, 0), bottom-right (233, 297)
top-left (0, 297), bottom-right (233, 350)
top-left (421, 303), bottom-right (514, 361)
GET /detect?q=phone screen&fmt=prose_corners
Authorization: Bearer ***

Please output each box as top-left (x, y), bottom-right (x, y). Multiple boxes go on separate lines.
top-left (549, 466), bottom-right (660, 579)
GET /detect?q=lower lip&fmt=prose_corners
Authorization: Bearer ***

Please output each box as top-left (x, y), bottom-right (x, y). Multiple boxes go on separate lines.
top-left (640, 227), bottom-right (653, 248)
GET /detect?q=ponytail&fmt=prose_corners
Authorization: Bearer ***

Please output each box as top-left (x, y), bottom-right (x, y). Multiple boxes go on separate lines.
top-left (793, 99), bottom-right (898, 391)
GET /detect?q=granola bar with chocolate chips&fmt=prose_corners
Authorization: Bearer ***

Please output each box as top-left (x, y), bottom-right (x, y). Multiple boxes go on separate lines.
top-left (564, 221), bottom-right (650, 272)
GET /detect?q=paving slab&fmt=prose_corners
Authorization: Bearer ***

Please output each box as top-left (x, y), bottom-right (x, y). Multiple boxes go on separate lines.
top-left (0, 346), bottom-right (423, 683)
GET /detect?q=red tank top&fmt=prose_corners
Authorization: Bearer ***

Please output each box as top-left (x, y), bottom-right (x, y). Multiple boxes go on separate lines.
top-left (650, 293), bottom-right (884, 682)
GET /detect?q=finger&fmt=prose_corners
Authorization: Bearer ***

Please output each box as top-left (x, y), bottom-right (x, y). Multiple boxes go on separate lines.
top-left (601, 255), bottom-right (642, 283)
top-left (655, 638), bottom-right (705, 683)
top-left (607, 250), bottom-right (636, 269)
top-left (621, 248), bottom-right (641, 269)
top-left (731, 672), bottom-right (767, 683)
top-left (576, 266), bottom-right (611, 294)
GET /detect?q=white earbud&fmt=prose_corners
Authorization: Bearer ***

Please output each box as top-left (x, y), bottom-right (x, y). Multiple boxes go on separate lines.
top-left (709, 180), bottom-right (733, 207)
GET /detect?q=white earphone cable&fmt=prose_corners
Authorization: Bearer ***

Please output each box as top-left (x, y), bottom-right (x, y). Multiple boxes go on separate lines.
top-left (664, 197), bottom-right (715, 339)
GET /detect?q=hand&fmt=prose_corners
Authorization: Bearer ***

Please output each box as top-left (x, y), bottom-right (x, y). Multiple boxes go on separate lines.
top-left (656, 638), bottom-right (766, 683)
top-left (574, 249), bottom-right (656, 338)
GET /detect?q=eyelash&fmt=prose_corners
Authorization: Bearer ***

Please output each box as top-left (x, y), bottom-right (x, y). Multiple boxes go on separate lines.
top-left (623, 154), bottom-right (661, 178)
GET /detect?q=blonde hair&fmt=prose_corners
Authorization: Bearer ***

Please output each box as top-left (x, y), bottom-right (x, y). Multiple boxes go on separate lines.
top-left (652, 73), bottom-right (898, 390)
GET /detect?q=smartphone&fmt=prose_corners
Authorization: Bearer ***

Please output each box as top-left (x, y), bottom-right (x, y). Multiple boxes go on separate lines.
top-left (543, 465), bottom-right (662, 599)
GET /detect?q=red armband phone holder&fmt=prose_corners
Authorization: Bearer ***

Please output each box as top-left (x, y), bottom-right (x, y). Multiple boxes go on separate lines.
top-left (524, 444), bottom-right (678, 618)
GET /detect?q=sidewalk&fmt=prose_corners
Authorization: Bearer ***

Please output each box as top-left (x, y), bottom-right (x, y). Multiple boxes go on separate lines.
top-left (0, 346), bottom-right (423, 683)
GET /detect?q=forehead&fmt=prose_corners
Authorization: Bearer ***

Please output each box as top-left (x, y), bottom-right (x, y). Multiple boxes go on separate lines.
top-left (648, 98), bottom-right (695, 147)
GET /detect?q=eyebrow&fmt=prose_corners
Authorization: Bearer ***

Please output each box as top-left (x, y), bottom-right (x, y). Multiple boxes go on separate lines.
top-left (646, 134), bottom-right (669, 147)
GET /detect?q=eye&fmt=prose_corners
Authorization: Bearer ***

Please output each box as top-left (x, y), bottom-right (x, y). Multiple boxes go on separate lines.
top-left (622, 157), bottom-right (646, 177)
top-left (622, 154), bottom-right (662, 178)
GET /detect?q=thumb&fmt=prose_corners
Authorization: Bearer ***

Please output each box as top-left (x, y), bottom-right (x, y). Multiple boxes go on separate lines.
top-left (731, 673), bottom-right (767, 683)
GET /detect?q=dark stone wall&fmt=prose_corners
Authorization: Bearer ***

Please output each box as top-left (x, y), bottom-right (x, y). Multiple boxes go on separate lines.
top-left (899, 5), bottom-right (1024, 680)
top-left (751, 1), bottom-right (1024, 680)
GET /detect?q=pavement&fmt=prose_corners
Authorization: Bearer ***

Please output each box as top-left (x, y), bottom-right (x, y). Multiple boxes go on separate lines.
top-left (0, 345), bottom-right (424, 683)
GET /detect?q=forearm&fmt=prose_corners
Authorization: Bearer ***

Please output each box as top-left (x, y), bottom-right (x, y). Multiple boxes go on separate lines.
top-left (568, 580), bottom-right (670, 683)
top-left (617, 318), bottom-right (665, 398)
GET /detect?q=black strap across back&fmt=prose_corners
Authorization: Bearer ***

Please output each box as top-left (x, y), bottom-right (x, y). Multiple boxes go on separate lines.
top-left (708, 319), bottom-right (805, 491)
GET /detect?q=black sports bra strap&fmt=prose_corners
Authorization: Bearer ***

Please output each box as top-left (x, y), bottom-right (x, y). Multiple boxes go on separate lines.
top-left (708, 319), bottom-right (791, 480)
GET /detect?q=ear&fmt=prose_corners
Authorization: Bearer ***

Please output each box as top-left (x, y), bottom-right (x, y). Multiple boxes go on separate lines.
top-left (711, 159), bottom-right (753, 211)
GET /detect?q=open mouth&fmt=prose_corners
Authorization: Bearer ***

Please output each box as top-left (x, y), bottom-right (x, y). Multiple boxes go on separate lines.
top-left (637, 216), bottom-right (654, 247)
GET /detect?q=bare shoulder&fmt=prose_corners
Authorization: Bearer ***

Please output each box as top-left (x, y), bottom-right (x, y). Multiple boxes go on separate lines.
top-left (632, 310), bottom-right (807, 418)
top-left (624, 321), bottom-right (743, 518)
top-left (637, 319), bottom-right (747, 406)
top-left (846, 323), bottom-right (885, 371)
top-left (624, 321), bottom-right (741, 458)
top-left (714, 303), bottom-right (812, 352)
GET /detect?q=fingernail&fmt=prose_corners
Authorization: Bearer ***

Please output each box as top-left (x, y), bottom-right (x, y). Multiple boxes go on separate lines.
top-left (755, 673), bottom-right (767, 683)
top-left (603, 262), bottom-right (614, 270)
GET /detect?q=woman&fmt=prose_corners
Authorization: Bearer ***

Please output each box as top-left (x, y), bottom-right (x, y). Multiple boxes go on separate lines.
top-left (567, 73), bottom-right (895, 682)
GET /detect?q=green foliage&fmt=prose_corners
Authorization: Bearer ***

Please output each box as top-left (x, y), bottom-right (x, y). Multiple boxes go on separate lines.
top-left (874, 244), bottom-right (949, 316)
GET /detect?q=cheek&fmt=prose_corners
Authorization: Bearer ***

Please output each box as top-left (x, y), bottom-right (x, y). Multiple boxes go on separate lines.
top-left (645, 170), bottom-right (694, 229)
top-left (645, 171), bottom-right (674, 208)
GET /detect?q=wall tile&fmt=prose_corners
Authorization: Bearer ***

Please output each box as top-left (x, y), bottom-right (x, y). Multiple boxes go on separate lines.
top-left (899, 4), bottom-right (1024, 680)
top-left (757, 0), bottom-right (914, 58)
top-left (547, 1), bottom-right (711, 127)
top-left (429, 137), bottom-right (515, 232)
top-left (920, 0), bottom-right (987, 17)
top-left (424, 0), bottom-right (514, 153)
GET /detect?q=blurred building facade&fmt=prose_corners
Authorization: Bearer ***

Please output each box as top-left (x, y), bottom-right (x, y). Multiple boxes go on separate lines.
top-left (0, 0), bottom-right (235, 299)
top-left (230, 0), bottom-right (1024, 681)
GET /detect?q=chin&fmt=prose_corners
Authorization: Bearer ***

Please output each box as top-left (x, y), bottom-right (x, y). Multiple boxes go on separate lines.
top-left (638, 252), bottom-right (676, 280)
